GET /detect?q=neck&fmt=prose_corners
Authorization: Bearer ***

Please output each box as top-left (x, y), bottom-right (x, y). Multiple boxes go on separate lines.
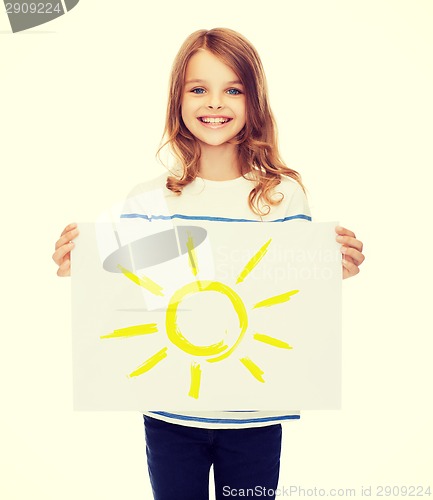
top-left (197, 143), bottom-right (241, 181)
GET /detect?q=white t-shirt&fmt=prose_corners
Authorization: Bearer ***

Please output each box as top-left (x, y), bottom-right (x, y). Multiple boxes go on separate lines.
top-left (122, 171), bottom-right (312, 429)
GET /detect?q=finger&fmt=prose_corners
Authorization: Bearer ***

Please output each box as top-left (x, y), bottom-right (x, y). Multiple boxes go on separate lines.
top-left (52, 241), bottom-right (74, 265)
top-left (57, 259), bottom-right (71, 277)
top-left (55, 227), bottom-right (79, 251)
top-left (336, 235), bottom-right (363, 252)
top-left (342, 258), bottom-right (360, 279)
top-left (340, 246), bottom-right (365, 266)
top-left (335, 225), bottom-right (356, 238)
top-left (60, 223), bottom-right (77, 237)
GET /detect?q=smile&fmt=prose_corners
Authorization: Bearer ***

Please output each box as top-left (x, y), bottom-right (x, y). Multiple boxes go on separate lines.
top-left (197, 116), bottom-right (233, 128)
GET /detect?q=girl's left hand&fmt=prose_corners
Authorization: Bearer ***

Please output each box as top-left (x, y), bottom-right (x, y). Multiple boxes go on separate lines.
top-left (335, 226), bottom-right (365, 279)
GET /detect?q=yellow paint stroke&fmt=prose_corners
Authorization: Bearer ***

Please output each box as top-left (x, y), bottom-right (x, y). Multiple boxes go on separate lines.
top-left (253, 333), bottom-right (293, 350)
top-left (117, 264), bottom-right (164, 296)
top-left (253, 289), bottom-right (299, 309)
top-left (188, 362), bottom-right (202, 399)
top-left (236, 238), bottom-right (272, 284)
top-left (128, 347), bottom-right (168, 378)
top-left (100, 323), bottom-right (158, 339)
top-left (166, 280), bottom-right (248, 360)
top-left (240, 357), bottom-right (265, 383)
top-left (186, 232), bottom-right (199, 277)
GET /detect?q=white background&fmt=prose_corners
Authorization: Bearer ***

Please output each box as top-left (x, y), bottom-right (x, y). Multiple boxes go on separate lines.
top-left (1, 1), bottom-right (432, 498)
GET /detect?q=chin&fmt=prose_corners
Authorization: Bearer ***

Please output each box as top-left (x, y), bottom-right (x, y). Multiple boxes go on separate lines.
top-left (195, 130), bottom-right (242, 147)
top-left (199, 138), bottom-right (236, 148)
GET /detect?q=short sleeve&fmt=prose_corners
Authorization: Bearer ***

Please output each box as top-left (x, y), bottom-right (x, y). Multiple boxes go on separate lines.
top-left (287, 183), bottom-right (311, 220)
top-left (121, 174), bottom-right (169, 215)
top-left (277, 177), bottom-right (312, 221)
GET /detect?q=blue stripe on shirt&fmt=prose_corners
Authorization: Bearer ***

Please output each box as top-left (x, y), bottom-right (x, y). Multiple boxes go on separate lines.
top-left (120, 213), bottom-right (312, 223)
top-left (148, 411), bottom-right (300, 424)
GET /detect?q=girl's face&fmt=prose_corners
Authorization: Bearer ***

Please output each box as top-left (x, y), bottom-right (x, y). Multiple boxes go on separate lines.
top-left (181, 49), bottom-right (246, 149)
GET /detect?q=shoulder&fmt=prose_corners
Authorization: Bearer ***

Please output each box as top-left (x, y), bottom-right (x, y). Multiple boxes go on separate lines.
top-left (275, 175), bottom-right (304, 195)
top-left (125, 173), bottom-right (172, 199)
top-left (122, 172), bottom-right (179, 216)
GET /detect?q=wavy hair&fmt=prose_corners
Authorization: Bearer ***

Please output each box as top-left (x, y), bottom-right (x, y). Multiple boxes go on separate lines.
top-left (157, 27), bottom-right (305, 216)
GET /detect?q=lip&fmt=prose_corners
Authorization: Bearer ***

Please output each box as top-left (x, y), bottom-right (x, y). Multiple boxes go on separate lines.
top-left (198, 115), bottom-right (232, 120)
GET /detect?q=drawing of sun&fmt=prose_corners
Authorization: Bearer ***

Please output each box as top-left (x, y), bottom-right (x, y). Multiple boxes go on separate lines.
top-left (100, 235), bottom-right (299, 399)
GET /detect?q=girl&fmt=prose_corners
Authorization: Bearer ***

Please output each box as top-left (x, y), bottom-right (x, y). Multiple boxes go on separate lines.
top-left (53, 28), bottom-right (364, 500)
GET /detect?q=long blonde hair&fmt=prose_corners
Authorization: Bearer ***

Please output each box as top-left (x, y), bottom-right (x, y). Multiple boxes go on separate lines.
top-left (157, 27), bottom-right (305, 216)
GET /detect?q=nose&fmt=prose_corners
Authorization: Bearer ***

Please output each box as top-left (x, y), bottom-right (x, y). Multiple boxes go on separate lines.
top-left (206, 92), bottom-right (223, 110)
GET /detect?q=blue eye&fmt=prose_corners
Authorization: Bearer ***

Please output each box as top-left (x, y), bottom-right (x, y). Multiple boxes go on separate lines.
top-left (227, 88), bottom-right (242, 95)
top-left (190, 87), bottom-right (242, 95)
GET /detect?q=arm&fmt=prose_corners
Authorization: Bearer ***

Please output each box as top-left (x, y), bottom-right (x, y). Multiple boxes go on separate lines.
top-left (52, 222), bottom-right (79, 277)
top-left (335, 226), bottom-right (365, 279)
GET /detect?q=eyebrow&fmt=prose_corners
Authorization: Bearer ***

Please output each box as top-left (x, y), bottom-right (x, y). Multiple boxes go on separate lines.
top-left (185, 79), bottom-right (243, 85)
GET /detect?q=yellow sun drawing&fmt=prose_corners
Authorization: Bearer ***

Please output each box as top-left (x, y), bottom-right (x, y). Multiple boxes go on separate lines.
top-left (100, 235), bottom-right (299, 399)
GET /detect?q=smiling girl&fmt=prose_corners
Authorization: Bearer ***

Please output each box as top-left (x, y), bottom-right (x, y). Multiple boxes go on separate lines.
top-left (53, 28), bottom-right (364, 500)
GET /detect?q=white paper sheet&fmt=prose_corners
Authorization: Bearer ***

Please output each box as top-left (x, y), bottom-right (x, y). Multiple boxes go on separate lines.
top-left (72, 220), bottom-right (341, 410)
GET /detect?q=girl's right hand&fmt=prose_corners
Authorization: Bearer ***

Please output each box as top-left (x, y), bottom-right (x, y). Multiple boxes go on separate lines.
top-left (52, 223), bottom-right (79, 277)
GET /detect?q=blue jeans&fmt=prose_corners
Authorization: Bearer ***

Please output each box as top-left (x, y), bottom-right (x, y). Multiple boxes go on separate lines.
top-left (144, 415), bottom-right (282, 500)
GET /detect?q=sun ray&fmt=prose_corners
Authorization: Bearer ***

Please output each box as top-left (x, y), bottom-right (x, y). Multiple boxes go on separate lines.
top-left (117, 264), bottom-right (164, 296)
top-left (253, 289), bottom-right (299, 309)
top-left (186, 232), bottom-right (199, 277)
top-left (128, 347), bottom-right (168, 378)
top-left (100, 323), bottom-right (158, 339)
top-left (236, 239), bottom-right (272, 284)
top-left (240, 356), bottom-right (265, 383)
top-left (253, 333), bottom-right (293, 349)
top-left (188, 362), bottom-right (202, 399)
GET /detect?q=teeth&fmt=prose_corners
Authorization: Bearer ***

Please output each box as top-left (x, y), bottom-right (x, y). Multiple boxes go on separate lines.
top-left (200, 117), bottom-right (229, 123)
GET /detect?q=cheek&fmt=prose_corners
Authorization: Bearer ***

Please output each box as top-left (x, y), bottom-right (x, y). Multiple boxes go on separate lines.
top-left (236, 98), bottom-right (247, 121)
top-left (181, 100), bottom-right (193, 123)
top-left (237, 105), bottom-right (247, 127)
